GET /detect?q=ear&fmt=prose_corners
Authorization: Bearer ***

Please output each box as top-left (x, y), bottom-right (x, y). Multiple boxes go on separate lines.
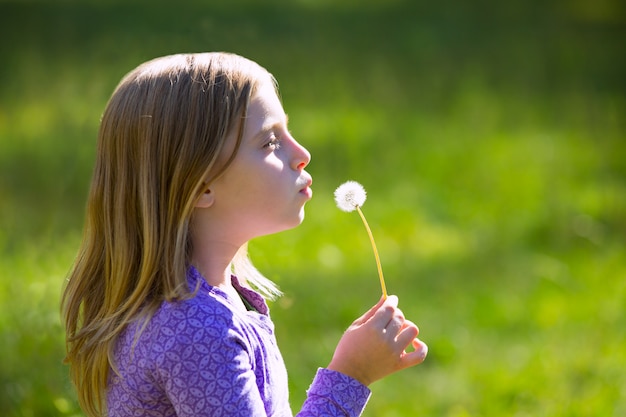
top-left (195, 188), bottom-right (215, 208)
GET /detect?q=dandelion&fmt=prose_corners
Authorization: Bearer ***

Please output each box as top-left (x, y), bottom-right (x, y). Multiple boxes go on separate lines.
top-left (334, 181), bottom-right (388, 299)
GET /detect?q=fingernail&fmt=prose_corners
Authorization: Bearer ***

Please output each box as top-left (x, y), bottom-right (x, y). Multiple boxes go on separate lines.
top-left (386, 295), bottom-right (398, 306)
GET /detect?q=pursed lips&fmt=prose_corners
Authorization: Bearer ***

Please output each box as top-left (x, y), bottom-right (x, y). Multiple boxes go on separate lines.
top-left (297, 174), bottom-right (313, 195)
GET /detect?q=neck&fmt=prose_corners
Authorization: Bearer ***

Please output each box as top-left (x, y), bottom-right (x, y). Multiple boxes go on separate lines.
top-left (190, 240), bottom-right (251, 314)
top-left (191, 239), bottom-right (240, 288)
top-left (189, 205), bottom-right (250, 289)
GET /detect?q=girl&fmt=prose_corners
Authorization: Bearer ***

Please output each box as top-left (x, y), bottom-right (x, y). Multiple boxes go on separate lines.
top-left (62, 52), bottom-right (428, 417)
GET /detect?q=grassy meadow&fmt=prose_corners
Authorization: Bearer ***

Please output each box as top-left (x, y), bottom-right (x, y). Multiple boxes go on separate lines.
top-left (1, 0), bottom-right (625, 415)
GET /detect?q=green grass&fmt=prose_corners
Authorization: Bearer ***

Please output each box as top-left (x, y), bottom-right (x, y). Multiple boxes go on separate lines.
top-left (1, 1), bottom-right (625, 415)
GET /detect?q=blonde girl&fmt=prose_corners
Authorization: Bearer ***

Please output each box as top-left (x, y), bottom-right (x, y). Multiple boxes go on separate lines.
top-left (62, 52), bottom-right (427, 417)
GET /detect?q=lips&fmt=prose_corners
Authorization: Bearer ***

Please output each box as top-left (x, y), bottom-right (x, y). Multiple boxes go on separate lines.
top-left (298, 175), bottom-right (313, 197)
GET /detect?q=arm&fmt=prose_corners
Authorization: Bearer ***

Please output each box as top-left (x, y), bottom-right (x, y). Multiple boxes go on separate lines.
top-left (297, 368), bottom-right (371, 417)
top-left (328, 295), bottom-right (428, 386)
top-left (297, 295), bottom-right (427, 417)
top-left (154, 295), bottom-right (425, 417)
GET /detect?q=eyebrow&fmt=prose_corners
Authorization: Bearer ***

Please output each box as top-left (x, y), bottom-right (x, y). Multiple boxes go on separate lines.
top-left (253, 114), bottom-right (290, 141)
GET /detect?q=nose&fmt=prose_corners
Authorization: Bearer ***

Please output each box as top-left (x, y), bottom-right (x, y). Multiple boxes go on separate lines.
top-left (290, 137), bottom-right (311, 171)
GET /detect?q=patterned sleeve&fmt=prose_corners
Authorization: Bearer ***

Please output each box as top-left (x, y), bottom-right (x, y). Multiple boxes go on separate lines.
top-left (152, 303), bottom-right (268, 417)
top-left (297, 368), bottom-right (372, 417)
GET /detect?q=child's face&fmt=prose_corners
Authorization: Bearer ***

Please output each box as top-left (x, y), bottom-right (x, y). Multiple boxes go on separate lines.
top-left (208, 79), bottom-right (312, 241)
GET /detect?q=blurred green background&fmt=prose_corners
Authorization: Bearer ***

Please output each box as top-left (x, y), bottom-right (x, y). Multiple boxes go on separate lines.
top-left (1, 0), bottom-right (625, 415)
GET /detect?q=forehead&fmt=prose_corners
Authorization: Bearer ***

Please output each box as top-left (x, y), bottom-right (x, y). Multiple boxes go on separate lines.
top-left (244, 81), bottom-right (286, 136)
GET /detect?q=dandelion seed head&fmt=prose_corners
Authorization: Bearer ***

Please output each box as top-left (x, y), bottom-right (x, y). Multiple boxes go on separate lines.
top-left (334, 181), bottom-right (367, 212)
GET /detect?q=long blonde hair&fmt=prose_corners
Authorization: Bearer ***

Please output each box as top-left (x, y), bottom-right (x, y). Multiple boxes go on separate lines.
top-left (61, 52), bottom-right (281, 417)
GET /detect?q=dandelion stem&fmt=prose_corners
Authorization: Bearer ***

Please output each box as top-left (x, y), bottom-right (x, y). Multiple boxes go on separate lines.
top-left (355, 205), bottom-right (387, 299)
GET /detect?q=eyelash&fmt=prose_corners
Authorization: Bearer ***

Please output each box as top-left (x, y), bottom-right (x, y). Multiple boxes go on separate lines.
top-left (265, 136), bottom-right (281, 150)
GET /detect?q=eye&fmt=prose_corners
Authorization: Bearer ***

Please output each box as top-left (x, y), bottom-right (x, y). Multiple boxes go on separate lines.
top-left (264, 135), bottom-right (281, 150)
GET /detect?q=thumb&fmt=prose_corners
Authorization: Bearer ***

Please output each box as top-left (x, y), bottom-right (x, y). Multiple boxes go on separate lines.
top-left (352, 295), bottom-right (398, 326)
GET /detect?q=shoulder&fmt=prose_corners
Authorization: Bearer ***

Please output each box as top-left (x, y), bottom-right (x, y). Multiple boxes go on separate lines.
top-left (151, 290), bottom-right (242, 344)
top-left (141, 291), bottom-right (252, 378)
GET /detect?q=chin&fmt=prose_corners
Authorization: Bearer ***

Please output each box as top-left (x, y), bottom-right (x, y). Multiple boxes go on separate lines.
top-left (258, 214), bottom-right (306, 239)
top-left (285, 215), bottom-right (305, 231)
top-left (283, 211), bottom-right (307, 232)
top-left (296, 207), bottom-right (306, 224)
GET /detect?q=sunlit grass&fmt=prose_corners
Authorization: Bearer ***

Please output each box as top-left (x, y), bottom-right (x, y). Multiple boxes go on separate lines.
top-left (0, 236), bottom-right (83, 416)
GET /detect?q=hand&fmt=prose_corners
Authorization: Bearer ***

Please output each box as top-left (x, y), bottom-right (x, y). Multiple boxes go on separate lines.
top-left (327, 295), bottom-right (428, 386)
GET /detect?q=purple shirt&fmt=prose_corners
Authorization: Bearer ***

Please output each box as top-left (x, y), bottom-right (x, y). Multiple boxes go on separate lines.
top-left (107, 266), bottom-right (371, 416)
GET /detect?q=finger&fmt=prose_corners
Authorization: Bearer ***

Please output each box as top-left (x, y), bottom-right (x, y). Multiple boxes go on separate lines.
top-left (401, 319), bottom-right (420, 336)
top-left (384, 308), bottom-right (407, 331)
top-left (353, 295), bottom-right (398, 328)
top-left (400, 339), bottom-right (428, 367)
top-left (385, 294), bottom-right (399, 308)
top-left (351, 295), bottom-right (386, 326)
top-left (412, 337), bottom-right (427, 352)
top-left (384, 312), bottom-right (405, 338)
top-left (370, 295), bottom-right (399, 327)
top-left (395, 322), bottom-right (419, 347)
